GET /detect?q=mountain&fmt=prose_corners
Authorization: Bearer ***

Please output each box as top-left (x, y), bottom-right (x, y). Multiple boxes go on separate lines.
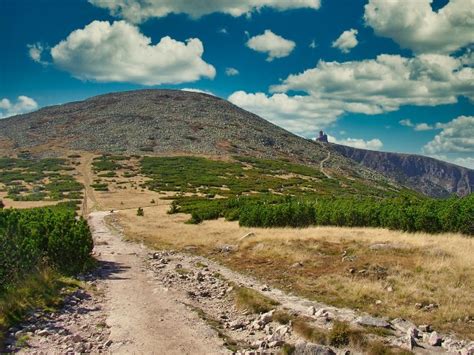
top-left (331, 144), bottom-right (473, 197)
top-left (0, 89), bottom-right (471, 197)
top-left (0, 89), bottom-right (377, 179)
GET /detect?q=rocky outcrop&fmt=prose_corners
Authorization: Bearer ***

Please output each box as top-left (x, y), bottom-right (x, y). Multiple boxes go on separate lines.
top-left (331, 144), bottom-right (473, 197)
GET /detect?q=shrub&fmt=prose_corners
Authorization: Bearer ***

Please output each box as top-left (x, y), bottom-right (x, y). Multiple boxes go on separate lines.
top-left (137, 207), bottom-right (144, 216)
top-left (0, 206), bottom-right (93, 293)
top-left (167, 201), bottom-right (180, 214)
top-left (236, 194), bottom-right (473, 235)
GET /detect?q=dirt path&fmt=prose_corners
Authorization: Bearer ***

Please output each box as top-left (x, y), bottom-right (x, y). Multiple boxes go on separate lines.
top-left (6, 211), bottom-right (472, 354)
top-left (79, 153), bottom-right (100, 215)
top-left (319, 145), bottom-right (332, 179)
top-left (88, 211), bottom-right (225, 354)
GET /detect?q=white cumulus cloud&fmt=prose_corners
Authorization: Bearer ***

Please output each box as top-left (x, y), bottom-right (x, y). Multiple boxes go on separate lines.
top-left (328, 135), bottom-right (384, 150)
top-left (49, 20), bottom-right (215, 85)
top-left (332, 29), bottom-right (358, 53)
top-left (452, 157), bottom-right (474, 169)
top-left (27, 43), bottom-right (48, 65)
top-left (246, 30), bottom-right (296, 61)
top-left (422, 116), bottom-right (474, 155)
top-left (181, 88), bottom-right (215, 95)
top-left (399, 119), bottom-right (414, 127)
top-left (414, 123), bottom-right (435, 131)
top-left (89, 0), bottom-right (320, 23)
top-left (364, 0), bottom-right (474, 54)
top-left (225, 67), bottom-right (239, 76)
top-left (400, 119), bottom-right (437, 131)
top-left (272, 54), bottom-right (474, 114)
top-left (229, 53), bottom-right (473, 137)
top-left (0, 96), bottom-right (38, 118)
top-left (228, 91), bottom-right (347, 136)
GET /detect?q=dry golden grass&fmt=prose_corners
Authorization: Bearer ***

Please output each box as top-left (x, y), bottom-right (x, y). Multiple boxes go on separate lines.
top-left (112, 202), bottom-right (474, 339)
top-left (233, 286), bottom-right (279, 314)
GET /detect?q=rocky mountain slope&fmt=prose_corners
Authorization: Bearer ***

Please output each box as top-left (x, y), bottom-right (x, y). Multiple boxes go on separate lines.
top-left (0, 89), bottom-right (471, 197)
top-left (0, 89), bottom-right (384, 182)
top-left (331, 144), bottom-right (473, 197)
top-left (0, 90), bottom-right (329, 162)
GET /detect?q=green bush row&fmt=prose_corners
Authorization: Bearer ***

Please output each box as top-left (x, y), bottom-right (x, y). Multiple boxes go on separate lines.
top-left (237, 195), bottom-right (473, 235)
top-left (0, 206), bottom-right (93, 294)
top-left (170, 194), bottom-right (473, 235)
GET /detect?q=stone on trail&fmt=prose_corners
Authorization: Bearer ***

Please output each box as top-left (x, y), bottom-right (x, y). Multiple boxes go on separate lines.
top-left (294, 340), bottom-right (336, 355)
top-left (355, 316), bottom-right (390, 328)
top-left (391, 318), bottom-right (416, 333)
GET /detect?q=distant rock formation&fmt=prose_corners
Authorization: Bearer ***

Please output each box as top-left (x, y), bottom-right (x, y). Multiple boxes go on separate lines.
top-left (331, 143), bottom-right (474, 197)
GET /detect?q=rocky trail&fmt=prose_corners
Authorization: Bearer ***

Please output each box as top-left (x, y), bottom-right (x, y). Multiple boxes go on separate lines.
top-left (318, 143), bottom-right (332, 179)
top-left (4, 211), bottom-right (473, 354)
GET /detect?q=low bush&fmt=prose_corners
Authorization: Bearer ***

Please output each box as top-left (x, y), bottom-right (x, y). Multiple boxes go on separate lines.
top-left (235, 194), bottom-right (473, 235)
top-left (0, 206), bottom-right (93, 293)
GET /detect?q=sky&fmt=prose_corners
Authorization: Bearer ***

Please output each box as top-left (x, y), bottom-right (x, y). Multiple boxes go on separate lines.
top-left (0, 0), bottom-right (473, 168)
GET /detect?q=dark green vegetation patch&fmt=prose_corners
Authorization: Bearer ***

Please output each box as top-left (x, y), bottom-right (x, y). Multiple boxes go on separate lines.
top-left (0, 157), bottom-right (83, 202)
top-left (140, 156), bottom-right (473, 235)
top-left (0, 205), bottom-right (93, 293)
top-left (141, 156), bottom-right (398, 198)
top-left (0, 204), bottom-right (93, 346)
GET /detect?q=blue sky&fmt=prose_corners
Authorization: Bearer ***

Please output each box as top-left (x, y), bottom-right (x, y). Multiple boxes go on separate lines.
top-left (1, 0), bottom-right (473, 167)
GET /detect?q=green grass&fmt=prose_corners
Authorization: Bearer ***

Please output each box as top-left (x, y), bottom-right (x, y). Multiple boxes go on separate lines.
top-left (0, 268), bottom-right (81, 347)
top-left (233, 286), bottom-right (279, 313)
top-left (188, 304), bottom-right (243, 352)
top-left (91, 183), bottom-right (109, 191)
top-left (273, 309), bottom-right (294, 324)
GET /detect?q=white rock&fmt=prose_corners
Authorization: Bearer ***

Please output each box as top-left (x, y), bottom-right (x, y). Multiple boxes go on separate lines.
top-left (258, 310), bottom-right (274, 325)
top-left (392, 318), bottom-right (416, 333)
top-left (428, 331), bottom-right (442, 346)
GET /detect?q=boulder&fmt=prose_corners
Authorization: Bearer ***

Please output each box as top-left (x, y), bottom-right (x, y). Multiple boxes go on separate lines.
top-left (258, 310), bottom-right (274, 325)
top-left (294, 341), bottom-right (336, 355)
top-left (229, 320), bottom-right (245, 330)
top-left (391, 318), bottom-right (416, 333)
top-left (428, 331), bottom-right (442, 346)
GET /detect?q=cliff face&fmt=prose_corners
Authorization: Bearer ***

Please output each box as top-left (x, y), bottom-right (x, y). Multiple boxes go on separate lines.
top-left (331, 144), bottom-right (473, 197)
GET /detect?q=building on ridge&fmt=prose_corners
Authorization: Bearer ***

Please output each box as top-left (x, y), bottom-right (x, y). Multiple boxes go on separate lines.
top-left (316, 130), bottom-right (328, 143)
